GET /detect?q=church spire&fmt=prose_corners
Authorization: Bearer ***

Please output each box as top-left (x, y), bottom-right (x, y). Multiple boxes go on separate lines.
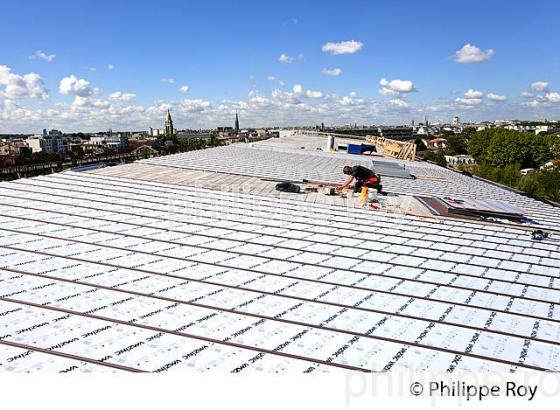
top-left (234, 111), bottom-right (240, 133)
top-left (165, 109), bottom-right (174, 136)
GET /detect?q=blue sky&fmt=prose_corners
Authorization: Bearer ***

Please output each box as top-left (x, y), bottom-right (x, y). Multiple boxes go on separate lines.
top-left (1, 0), bottom-right (559, 132)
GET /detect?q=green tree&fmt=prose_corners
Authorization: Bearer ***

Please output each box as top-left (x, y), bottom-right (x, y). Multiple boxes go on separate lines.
top-left (526, 133), bottom-right (553, 166)
top-left (468, 128), bottom-right (552, 167)
top-left (549, 140), bottom-right (560, 159)
top-left (414, 137), bottom-right (426, 152)
top-left (518, 173), bottom-right (540, 196)
top-left (445, 134), bottom-right (468, 155)
top-left (501, 163), bottom-right (521, 187)
top-left (535, 166), bottom-right (560, 202)
top-left (462, 127), bottom-right (477, 138)
top-left (467, 129), bottom-right (492, 161)
top-left (425, 149), bottom-right (447, 167)
top-left (517, 166), bottom-right (560, 202)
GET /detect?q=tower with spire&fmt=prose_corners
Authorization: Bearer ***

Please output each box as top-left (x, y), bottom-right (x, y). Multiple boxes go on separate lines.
top-left (234, 111), bottom-right (240, 134)
top-left (165, 109), bottom-right (174, 136)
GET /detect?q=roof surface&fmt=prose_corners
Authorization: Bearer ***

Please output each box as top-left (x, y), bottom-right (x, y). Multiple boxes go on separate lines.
top-left (0, 133), bottom-right (559, 373)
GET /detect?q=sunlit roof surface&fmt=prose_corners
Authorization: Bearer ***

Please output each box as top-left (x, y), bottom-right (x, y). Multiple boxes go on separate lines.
top-left (0, 134), bottom-right (559, 373)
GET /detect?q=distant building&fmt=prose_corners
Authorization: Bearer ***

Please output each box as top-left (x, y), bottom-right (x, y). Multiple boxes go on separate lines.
top-left (0, 143), bottom-right (9, 156)
top-left (217, 126), bottom-right (233, 133)
top-left (165, 110), bottom-right (174, 136)
top-left (452, 116), bottom-right (460, 126)
top-left (379, 126), bottom-right (414, 140)
top-left (27, 129), bottom-right (68, 153)
top-left (89, 136), bottom-right (105, 146)
top-left (425, 138), bottom-right (447, 150)
top-left (106, 132), bottom-right (129, 150)
top-left (535, 125), bottom-right (550, 135)
top-left (216, 126), bottom-right (238, 139)
top-left (148, 128), bottom-right (165, 137)
top-left (27, 136), bottom-right (43, 153)
top-left (541, 159), bottom-right (560, 169)
top-left (255, 129), bottom-right (268, 138)
top-left (89, 133), bottom-right (129, 150)
top-left (176, 130), bottom-right (213, 141)
top-left (234, 111), bottom-right (240, 134)
top-left (445, 154), bottom-right (476, 166)
top-left (43, 129), bottom-right (63, 138)
top-left (0, 139), bottom-right (32, 156)
top-left (505, 124), bottom-right (536, 132)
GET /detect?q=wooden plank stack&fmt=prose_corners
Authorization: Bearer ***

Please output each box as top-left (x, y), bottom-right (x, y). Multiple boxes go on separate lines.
top-left (365, 135), bottom-right (416, 161)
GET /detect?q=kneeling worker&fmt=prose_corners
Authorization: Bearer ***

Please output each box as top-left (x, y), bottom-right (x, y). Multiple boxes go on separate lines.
top-left (337, 165), bottom-right (382, 193)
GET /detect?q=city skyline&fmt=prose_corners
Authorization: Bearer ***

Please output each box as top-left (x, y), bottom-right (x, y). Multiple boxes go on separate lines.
top-left (1, 0), bottom-right (560, 133)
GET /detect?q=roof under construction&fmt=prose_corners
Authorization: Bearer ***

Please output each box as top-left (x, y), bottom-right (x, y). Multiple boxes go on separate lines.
top-left (0, 133), bottom-right (559, 373)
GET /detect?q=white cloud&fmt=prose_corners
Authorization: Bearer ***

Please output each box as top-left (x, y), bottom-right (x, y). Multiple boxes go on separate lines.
top-left (455, 97), bottom-right (482, 106)
top-left (379, 78), bottom-right (415, 96)
top-left (464, 89), bottom-right (484, 98)
top-left (321, 40), bottom-right (363, 55)
top-left (71, 96), bottom-right (90, 107)
top-left (546, 92), bottom-right (560, 103)
top-left (531, 81), bottom-right (549, 92)
top-left (72, 96), bottom-right (109, 109)
top-left (321, 68), bottom-right (342, 76)
top-left (107, 64), bottom-right (115, 70)
top-left (179, 85), bottom-right (190, 93)
top-left (338, 95), bottom-right (364, 106)
top-left (523, 100), bottom-right (540, 108)
top-left (389, 98), bottom-right (409, 108)
top-left (278, 53), bottom-right (295, 63)
top-left (59, 75), bottom-right (95, 97)
top-left (454, 44), bottom-right (494, 63)
top-left (109, 91), bottom-right (136, 102)
top-left (247, 91), bottom-right (271, 106)
top-left (487, 93), bottom-right (507, 101)
top-left (0, 91), bottom-right (554, 134)
top-left (267, 75), bottom-right (276, 81)
top-left (453, 89), bottom-right (488, 105)
top-left (271, 89), bottom-right (298, 104)
top-left (31, 50), bottom-right (56, 62)
top-left (179, 98), bottom-right (212, 113)
top-left (521, 91), bottom-right (534, 98)
top-left (0, 65), bottom-right (48, 100)
top-left (305, 89), bottom-right (324, 99)
top-left (5, 72), bottom-right (560, 133)
top-left (161, 78), bottom-right (175, 84)
top-left (337, 93), bottom-right (365, 108)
